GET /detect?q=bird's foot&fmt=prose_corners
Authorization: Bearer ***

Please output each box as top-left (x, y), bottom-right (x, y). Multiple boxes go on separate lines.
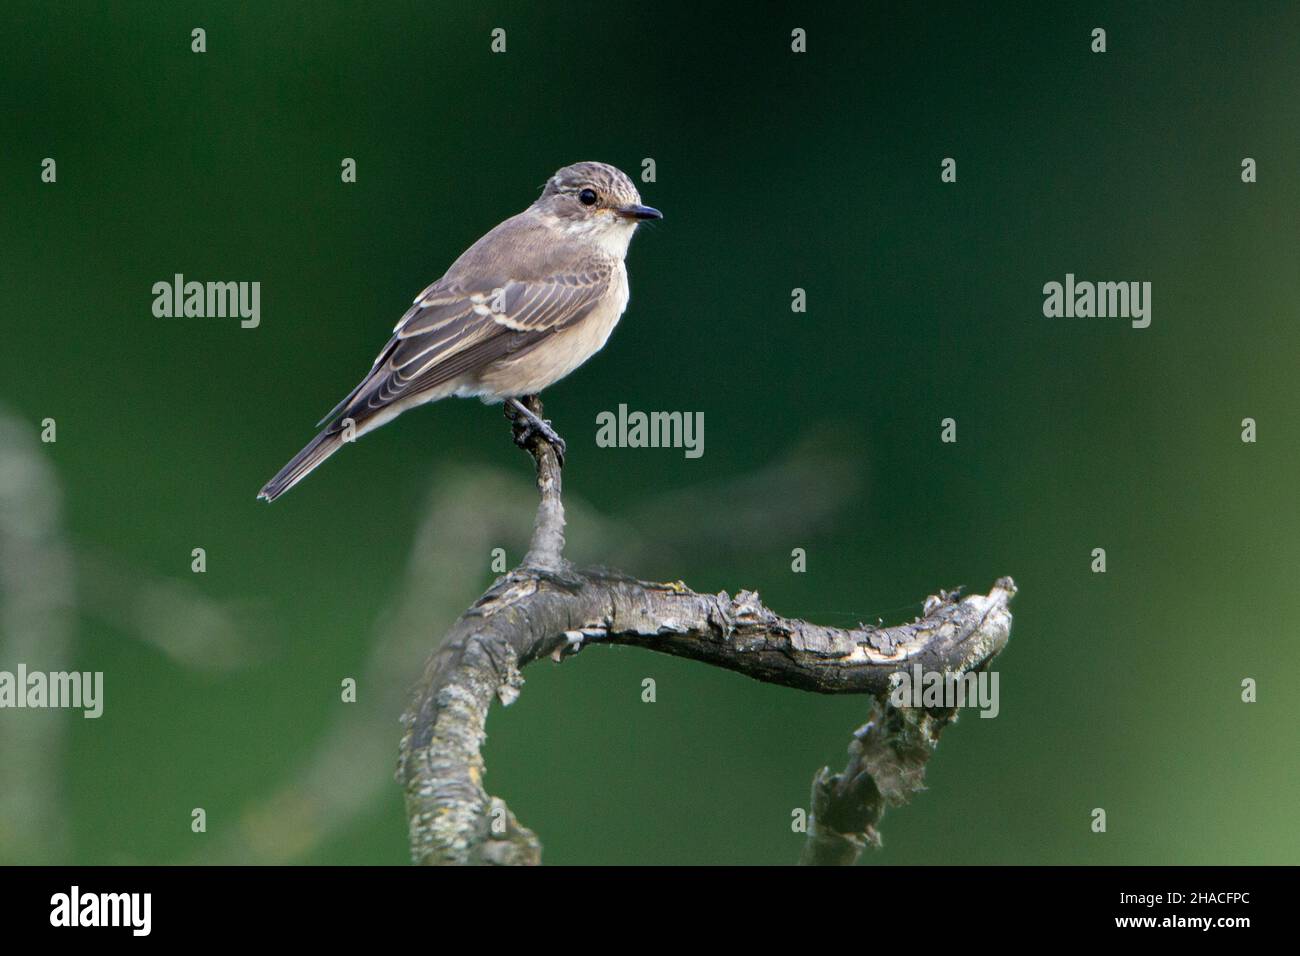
top-left (506, 398), bottom-right (567, 466)
top-left (514, 418), bottom-right (567, 464)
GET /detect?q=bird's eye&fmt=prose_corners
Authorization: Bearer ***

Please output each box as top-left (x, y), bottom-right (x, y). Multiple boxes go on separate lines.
top-left (578, 188), bottom-right (598, 206)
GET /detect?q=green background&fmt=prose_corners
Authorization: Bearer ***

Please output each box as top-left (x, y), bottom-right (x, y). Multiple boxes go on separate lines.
top-left (2, 1), bottom-right (1296, 865)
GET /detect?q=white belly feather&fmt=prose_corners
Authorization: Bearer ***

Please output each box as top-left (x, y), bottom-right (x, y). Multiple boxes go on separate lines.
top-left (478, 260), bottom-right (629, 398)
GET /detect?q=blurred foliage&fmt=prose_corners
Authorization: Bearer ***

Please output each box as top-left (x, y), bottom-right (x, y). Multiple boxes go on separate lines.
top-left (1, 2), bottom-right (1297, 864)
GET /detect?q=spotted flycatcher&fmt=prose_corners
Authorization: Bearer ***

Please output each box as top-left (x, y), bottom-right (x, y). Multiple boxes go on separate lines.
top-left (258, 161), bottom-right (660, 502)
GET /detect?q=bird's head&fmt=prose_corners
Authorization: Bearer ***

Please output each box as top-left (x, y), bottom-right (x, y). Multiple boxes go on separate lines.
top-left (536, 162), bottom-right (661, 251)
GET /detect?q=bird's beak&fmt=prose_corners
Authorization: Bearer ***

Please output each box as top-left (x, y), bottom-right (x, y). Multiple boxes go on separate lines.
top-left (617, 204), bottom-right (663, 221)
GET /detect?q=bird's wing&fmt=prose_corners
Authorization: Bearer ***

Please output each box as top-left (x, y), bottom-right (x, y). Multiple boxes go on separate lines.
top-left (317, 260), bottom-right (615, 431)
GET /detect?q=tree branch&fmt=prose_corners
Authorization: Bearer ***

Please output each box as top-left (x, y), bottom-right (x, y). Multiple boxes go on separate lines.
top-left (397, 398), bottom-right (1017, 865)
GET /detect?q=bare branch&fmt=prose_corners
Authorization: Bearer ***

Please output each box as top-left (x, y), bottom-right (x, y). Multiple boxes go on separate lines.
top-left (801, 695), bottom-right (969, 866)
top-left (397, 400), bottom-right (1016, 865)
top-left (513, 395), bottom-right (566, 573)
top-left (0, 409), bottom-right (76, 863)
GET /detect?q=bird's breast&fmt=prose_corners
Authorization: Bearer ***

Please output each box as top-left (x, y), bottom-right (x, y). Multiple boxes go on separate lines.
top-left (479, 261), bottom-right (629, 398)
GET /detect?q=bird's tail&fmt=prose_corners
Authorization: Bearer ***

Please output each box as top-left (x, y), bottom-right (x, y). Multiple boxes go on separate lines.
top-left (257, 427), bottom-right (346, 503)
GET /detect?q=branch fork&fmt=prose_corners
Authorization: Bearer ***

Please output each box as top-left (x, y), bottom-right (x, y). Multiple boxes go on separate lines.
top-left (398, 398), bottom-right (1016, 864)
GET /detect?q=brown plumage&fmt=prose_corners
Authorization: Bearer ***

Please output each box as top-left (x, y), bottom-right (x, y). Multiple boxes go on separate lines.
top-left (258, 162), bottom-right (660, 502)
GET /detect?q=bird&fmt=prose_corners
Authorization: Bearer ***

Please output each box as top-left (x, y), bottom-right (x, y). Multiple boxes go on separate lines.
top-left (257, 161), bottom-right (661, 502)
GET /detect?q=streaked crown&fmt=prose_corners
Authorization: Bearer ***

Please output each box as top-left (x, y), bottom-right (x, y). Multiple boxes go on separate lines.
top-left (538, 161), bottom-right (642, 213)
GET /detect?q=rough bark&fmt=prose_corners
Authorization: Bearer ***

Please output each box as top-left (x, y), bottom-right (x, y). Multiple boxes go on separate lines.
top-left (398, 397), bottom-right (1016, 865)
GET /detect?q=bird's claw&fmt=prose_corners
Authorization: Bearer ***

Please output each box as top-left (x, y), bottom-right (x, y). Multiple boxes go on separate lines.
top-left (510, 414), bottom-right (567, 466)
